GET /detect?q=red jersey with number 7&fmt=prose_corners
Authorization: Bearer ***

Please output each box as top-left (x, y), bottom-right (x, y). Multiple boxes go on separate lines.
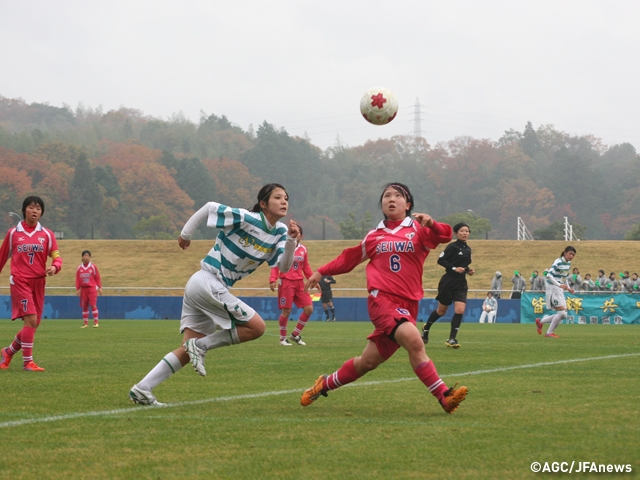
top-left (317, 217), bottom-right (452, 301)
top-left (0, 221), bottom-right (62, 279)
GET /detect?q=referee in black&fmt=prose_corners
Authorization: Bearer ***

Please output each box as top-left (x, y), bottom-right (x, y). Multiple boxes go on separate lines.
top-left (422, 222), bottom-right (474, 348)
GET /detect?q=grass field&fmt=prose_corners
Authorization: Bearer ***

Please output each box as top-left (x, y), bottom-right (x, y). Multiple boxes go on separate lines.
top-left (0, 319), bottom-right (638, 479)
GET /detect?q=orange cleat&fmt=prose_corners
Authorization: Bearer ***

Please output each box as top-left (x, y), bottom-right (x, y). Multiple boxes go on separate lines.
top-left (300, 375), bottom-right (328, 406)
top-left (23, 361), bottom-right (45, 371)
top-left (535, 318), bottom-right (542, 335)
top-left (545, 333), bottom-right (560, 339)
top-left (0, 347), bottom-right (13, 369)
top-left (441, 383), bottom-right (468, 414)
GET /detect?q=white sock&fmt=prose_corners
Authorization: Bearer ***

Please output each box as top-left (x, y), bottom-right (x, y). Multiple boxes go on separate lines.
top-left (137, 352), bottom-right (183, 391)
top-left (539, 315), bottom-right (552, 324)
top-left (196, 329), bottom-right (241, 352)
top-left (547, 311), bottom-right (567, 334)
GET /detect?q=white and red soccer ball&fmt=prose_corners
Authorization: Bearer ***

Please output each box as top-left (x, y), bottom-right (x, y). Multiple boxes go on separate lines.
top-left (360, 87), bottom-right (398, 125)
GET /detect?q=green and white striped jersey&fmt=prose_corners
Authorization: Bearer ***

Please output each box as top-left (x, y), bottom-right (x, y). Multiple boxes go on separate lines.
top-left (546, 256), bottom-right (571, 287)
top-left (182, 202), bottom-right (290, 287)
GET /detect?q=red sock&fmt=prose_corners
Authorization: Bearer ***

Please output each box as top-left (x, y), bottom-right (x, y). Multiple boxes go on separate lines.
top-left (292, 312), bottom-right (310, 337)
top-left (92, 308), bottom-right (99, 324)
top-left (82, 310), bottom-right (89, 325)
top-left (414, 360), bottom-right (449, 403)
top-left (20, 326), bottom-right (36, 364)
top-left (9, 330), bottom-right (22, 355)
top-left (278, 315), bottom-right (288, 340)
top-left (325, 358), bottom-right (362, 391)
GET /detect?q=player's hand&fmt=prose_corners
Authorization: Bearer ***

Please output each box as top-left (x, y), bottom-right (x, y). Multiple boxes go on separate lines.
top-left (98, 288), bottom-right (103, 296)
top-left (412, 213), bottom-right (434, 227)
top-left (269, 281), bottom-right (277, 292)
top-left (76, 289), bottom-right (81, 296)
top-left (467, 268), bottom-right (475, 276)
top-left (569, 288), bottom-right (575, 294)
top-left (288, 220), bottom-right (300, 239)
top-left (46, 266), bottom-right (57, 276)
top-left (305, 271), bottom-right (322, 292)
top-left (178, 235), bottom-right (190, 250)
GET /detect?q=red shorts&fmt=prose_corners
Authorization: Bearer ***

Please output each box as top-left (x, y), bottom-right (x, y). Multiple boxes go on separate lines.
top-left (366, 291), bottom-right (418, 360)
top-left (10, 276), bottom-right (46, 324)
top-left (277, 279), bottom-right (312, 310)
top-left (80, 287), bottom-right (98, 309)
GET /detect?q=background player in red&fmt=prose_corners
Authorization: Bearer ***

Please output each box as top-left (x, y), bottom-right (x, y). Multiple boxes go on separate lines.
top-left (76, 250), bottom-right (102, 328)
top-left (0, 196), bottom-right (63, 372)
top-left (301, 182), bottom-right (468, 413)
top-left (269, 225), bottom-right (315, 346)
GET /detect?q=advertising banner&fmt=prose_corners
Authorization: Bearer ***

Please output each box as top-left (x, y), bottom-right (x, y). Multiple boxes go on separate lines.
top-left (521, 293), bottom-right (640, 325)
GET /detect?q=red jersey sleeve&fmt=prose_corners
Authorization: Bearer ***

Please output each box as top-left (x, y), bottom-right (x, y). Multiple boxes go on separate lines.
top-left (75, 266), bottom-right (81, 289)
top-left (94, 265), bottom-right (102, 288)
top-left (269, 266), bottom-right (280, 283)
top-left (317, 242), bottom-right (367, 276)
top-left (419, 221), bottom-right (453, 249)
top-left (0, 229), bottom-right (11, 274)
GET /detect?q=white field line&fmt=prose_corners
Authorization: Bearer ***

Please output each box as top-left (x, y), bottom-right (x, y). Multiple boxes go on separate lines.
top-left (1, 352), bottom-right (638, 430)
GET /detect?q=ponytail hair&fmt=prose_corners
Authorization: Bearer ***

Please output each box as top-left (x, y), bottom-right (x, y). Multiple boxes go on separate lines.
top-left (251, 183), bottom-right (288, 213)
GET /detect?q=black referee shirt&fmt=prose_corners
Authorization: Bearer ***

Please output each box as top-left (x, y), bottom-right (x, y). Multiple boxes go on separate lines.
top-left (437, 239), bottom-right (472, 275)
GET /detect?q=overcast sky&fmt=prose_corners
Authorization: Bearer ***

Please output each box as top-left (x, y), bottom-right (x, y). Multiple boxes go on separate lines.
top-left (1, 1), bottom-right (639, 151)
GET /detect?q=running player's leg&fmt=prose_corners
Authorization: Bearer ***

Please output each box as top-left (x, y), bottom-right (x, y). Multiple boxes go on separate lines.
top-left (395, 322), bottom-right (467, 413)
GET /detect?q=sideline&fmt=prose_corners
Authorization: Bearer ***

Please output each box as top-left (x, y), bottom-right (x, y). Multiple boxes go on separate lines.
top-left (1, 352), bottom-right (638, 430)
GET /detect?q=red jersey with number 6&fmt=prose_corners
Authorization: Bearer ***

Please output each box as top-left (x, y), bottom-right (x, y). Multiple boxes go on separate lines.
top-left (317, 217), bottom-right (452, 301)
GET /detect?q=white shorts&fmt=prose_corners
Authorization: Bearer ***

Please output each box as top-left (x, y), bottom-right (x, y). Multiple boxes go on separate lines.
top-left (180, 269), bottom-right (256, 336)
top-left (545, 284), bottom-right (566, 310)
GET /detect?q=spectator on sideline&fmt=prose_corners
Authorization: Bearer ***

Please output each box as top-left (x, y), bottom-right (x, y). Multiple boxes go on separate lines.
top-left (582, 273), bottom-right (596, 292)
top-left (478, 292), bottom-right (498, 324)
top-left (568, 267), bottom-right (582, 293)
top-left (76, 250), bottom-right (102, 329)
top-left (0, 196), bottom-right (63, 372)
top-left (510, 270), bottom-right (526, 299)
top-left (530, 270), bottom-right (545, 292)
top-left (490, 271), bottom-right (503, 299)
top-left (595, 270), bottom-right (607, 291)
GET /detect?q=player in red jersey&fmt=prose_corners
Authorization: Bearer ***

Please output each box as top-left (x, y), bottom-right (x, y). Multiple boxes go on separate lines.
top-left (300, 183), bottom-right (468, 413)
top-left (76, 250), bottom-right (102, 329)
top-left (0, 196), bottom-right (63, 372)
top-left (269, 225), bottom-right (315, 346)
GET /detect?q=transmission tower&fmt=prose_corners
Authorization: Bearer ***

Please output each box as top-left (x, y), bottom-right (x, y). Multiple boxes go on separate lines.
top-left (413, 98), bottom-right (424, 139)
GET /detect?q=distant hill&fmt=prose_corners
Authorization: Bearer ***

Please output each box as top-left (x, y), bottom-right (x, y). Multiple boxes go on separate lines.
top-left (5, 239), bottom-right (637, 300)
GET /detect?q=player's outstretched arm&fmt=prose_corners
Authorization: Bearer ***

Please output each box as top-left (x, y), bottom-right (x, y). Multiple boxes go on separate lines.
top-left (305, 271), bottom-right (322, 292)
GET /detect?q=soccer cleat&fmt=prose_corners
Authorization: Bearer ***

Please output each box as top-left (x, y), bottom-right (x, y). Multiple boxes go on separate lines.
top-left (535, 318), bottom-right (542, 335)
top-left (81, 324), bottom-right (88, 329)
top-left (23, 361), bottom-right (45, 372)
top-left (290, 334), bottom-right (306, 346)
top-left (440, 383), bottom-right (468, 414)
top-left (280, 339), bottom-right (292, 346)
top-left (0, 347), bottom-right (13, 369)
top-left (445, 338), bottom-right (460, 349)
top-left (129, 384), bottom-right (165, 406)
top-left (421, 325), bottom-right (430, 344)
top-left (300, 375), bottom-right (328, 406)
top-left (93, 323), bottom-right (99, 328)
top-left (545, 333), bottom-right (560, 338)
top-left (183, 338), bottom-right (207, 376)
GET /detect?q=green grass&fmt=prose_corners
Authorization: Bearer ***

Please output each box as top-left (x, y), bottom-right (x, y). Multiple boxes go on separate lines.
top-left (0, 320), bottom-right (639, 479)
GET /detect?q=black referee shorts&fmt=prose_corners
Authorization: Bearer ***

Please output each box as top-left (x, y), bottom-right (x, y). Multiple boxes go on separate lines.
top-left (435, 273), bottom-right (468, 306)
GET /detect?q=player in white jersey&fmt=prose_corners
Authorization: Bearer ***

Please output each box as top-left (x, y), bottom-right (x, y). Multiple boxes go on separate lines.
top-left (129, 183), bottom-right (299, 405)
top-left (535, 246), bottom-right (576, 338)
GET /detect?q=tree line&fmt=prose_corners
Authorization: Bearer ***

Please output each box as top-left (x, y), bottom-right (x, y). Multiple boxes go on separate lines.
top-left (1, 94), bottom-right (639, 240)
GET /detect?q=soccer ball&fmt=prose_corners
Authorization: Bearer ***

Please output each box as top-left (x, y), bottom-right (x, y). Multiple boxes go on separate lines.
top-left (360, 87), bottom-right (398, 125)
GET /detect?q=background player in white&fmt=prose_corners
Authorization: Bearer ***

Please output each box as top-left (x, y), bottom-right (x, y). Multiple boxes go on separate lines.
top-left (269, 225), bottom-right (315, 346)
top-left (129, 183), bottom-right (299, 405)
top-left (300, 182), bottom-right (467, 414)
top-left (536, 246), bottom-right (576, 338)
top-left (76, 250), bottom-right (102, 328)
